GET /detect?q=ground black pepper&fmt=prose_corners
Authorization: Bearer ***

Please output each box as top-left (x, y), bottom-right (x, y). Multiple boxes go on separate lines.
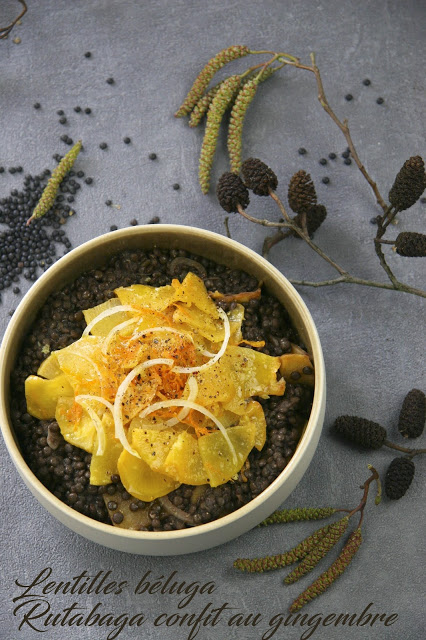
top-left (11, 248), bottom-right (312, 531)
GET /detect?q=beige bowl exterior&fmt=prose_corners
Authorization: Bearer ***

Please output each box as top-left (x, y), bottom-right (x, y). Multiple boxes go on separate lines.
top-left (0, 225), bottom-right (325, 555)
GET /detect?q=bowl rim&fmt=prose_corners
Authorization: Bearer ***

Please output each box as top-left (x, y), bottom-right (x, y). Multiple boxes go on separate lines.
top-left (0, 224), bottom-right (325, 543)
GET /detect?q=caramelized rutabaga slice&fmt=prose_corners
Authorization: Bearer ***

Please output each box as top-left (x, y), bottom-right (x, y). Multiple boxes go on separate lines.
top-left (279, 353), bottom-right (314, 385)
top-left (102, 492), bottom-right (151, 530)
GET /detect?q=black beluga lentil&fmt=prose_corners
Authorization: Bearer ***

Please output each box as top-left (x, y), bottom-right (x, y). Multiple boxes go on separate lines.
top-left (11, 249), bottom-right (313, 530)
top-left (0, 167), bottom-right (84, 296)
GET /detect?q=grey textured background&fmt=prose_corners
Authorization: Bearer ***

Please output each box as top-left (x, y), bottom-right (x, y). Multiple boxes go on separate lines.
top-left (1, 1), bottom-right (425, 638)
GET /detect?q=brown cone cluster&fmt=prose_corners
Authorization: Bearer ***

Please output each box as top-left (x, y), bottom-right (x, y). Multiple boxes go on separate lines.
top-left (388, 155), bottom-right (426, 211)
top-left (288, 170), bottom-right (318, 214)
top-left (216, 172), bottom-right (250, 213)
top-left (385, 457), bottom-right (415, 499)
top-left (395, 232), bottom-right (426, 257)
top-left (241, 158), bottom-right (278, 195)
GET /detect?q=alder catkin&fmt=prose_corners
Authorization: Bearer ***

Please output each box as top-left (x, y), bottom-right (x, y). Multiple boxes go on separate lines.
top-left (175, 45), bottom-right (250, 118)
top-left (198, 75), bottom-right (241, 194)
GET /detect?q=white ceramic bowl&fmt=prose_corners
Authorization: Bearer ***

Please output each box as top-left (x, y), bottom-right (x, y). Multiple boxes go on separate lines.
top-left (0, 225), bottom-right (325, 555)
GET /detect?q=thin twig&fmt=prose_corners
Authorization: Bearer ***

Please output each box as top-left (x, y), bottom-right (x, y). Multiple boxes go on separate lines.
top-left (224, 216), bottom-right (232, 239)
top-left (281, 53), bottom-right (388, 213)
top-left (0, 0), bottom-right (27, 39)
top-left (236, 205), bottom-right (426, 298)
top-left (384, 440), bottom-right (426, 458)
top-left (262, 229), bottom-right (292, 258)
top-left (348, 466), bottom-right (379, 527)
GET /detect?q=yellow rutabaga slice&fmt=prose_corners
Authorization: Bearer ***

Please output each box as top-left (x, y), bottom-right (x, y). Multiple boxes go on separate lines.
top-left (117, 450), bottom-right (180, 502)
top-left (55, 336), bottom-right (106, 396)
top-left (37, 352), bottom-right (62, 379)
top-left (82, 299), bottom-right (133, 337)
top-left (130, 426), bottom-right (180, 473)
top-left (222, 345), bottom-right (285, 413)
top-left (89, 413), bottom-right (123, 485)
top-left (198, 421), bottom-right (256, 487)
top-left (163, 430), bottom-right (210, 485)
top-left (227, 304), bottom-right (245, 345)
top-left (172, 304), bottom-right (225, 343)
top-left (245, 400), bottom-right (267, 451)
top-left (171, 272), bottom-right (219, 319)
top-left (55, 396), bottom-right (97, 453)
top-left (193, 358), bottom-right (236, 407)
top-left (25, 373), bottom-right (74, 419)
top-left (114, 284), bottom-right (176, 311)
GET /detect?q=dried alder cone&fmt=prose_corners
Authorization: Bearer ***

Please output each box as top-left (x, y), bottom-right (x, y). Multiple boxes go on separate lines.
top-left (332, 416), bottom-right (387, 449)
top-left (332, 390), bottom-right (425, 501)
top-left (395, 232), bottom-right (426, 257)
top-left (388, 156), bottom-right (426, 212)
top-left (233, 467), bottom-right (380, 612)
top-left (288, 170), bottom-right (318, 214)
top-left (216, 172), bottom-right (250, 213)
top-left (242, 157), bottom-right (278, 196)
top-left (385, 457), bottom-right (415, 500)
top-left (398, 389), bottom-right (426, 438)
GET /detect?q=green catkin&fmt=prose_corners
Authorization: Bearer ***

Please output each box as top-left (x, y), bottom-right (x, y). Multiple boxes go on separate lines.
top-left (198, 75), bottom-right (242, 194)
top-left (175, 45), bottom-right (250, 118)
top-left (189, 83), bottom-right (222, 128)
top-left (227, 78), bottom-right (258, 174)
top-left (233, 522), bottom-right (335, 573)
top-left (259, 507), bottom-right (337, 526)
top-left (190, 66), bottom-right (275, 128)
top-left (284, 516), bottom-right (350, 584)
top-left (290, 528), bottom-right (362, 612)
top-left (27, 140), bottom-right (82, 225)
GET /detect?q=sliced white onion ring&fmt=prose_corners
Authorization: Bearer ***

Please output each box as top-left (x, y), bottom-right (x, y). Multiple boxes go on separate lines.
top-left (113, 358), bottom-right (175, 457)
top-left (139, 398), bottom-right (237, 464)
top-left (102, 317), bottom-right (142, 355)
top-left (74, 397), bottom-right (107, 456)
top-left (83, 305), bottom-right (139, 336)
